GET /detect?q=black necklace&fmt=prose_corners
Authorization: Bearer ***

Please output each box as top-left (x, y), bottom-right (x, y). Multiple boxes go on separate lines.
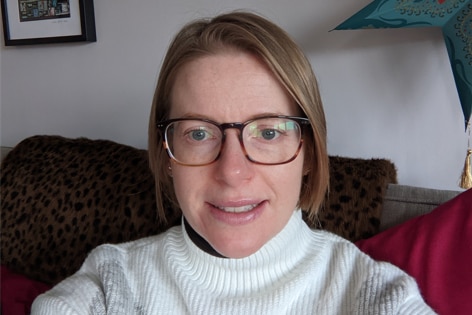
top-left (183, 218), bottom-right (226, 258)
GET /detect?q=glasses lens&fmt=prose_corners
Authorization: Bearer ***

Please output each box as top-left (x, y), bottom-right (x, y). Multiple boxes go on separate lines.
top-left (243, 117), bottom-right (302, 164)
top-left (166, 120), bottom-right (222, 165)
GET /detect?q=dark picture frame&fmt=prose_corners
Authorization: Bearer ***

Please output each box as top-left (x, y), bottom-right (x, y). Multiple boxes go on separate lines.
top-left (1, 0), bottom-right (96, 46)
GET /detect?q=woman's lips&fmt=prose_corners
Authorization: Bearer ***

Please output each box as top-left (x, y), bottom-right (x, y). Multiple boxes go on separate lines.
top-left (209, 201), bottom-right (266, 225)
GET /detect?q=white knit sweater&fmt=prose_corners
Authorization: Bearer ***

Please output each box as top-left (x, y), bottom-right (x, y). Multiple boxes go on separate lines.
top-left (31, 210), bottom-right (435, 314)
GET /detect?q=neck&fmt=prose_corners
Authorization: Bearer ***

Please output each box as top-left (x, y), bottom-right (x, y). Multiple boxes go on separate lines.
top-left (183, 218), bottom-right (226, 258)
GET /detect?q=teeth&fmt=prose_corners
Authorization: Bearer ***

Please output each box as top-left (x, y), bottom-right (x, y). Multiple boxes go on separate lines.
top-left (217, 204), bottom-right (258, 213)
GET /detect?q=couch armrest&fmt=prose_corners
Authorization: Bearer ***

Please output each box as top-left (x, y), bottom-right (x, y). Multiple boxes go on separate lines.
top-left (380, 184), bottom-right (461, 231)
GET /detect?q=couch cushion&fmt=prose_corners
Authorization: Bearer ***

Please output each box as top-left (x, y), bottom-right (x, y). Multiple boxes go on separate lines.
top-left (1, 265), bottom-right (52, 315)
top-left (356, 188), bottom-right (472, 315)
top-left (307, 156), bottom-right (397, 241)
top-left (1, 135), bottom-right (181, 284)
top-left (1, 147), bottom-right (12, 162)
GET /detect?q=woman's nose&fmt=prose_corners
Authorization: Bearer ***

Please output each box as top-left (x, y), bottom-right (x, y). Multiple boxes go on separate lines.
top-left (214, 130), bottom-right (254, 184)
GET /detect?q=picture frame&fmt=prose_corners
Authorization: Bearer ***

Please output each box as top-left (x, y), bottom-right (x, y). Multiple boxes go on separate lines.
top-left (1, 0), bottom-right (96, 46)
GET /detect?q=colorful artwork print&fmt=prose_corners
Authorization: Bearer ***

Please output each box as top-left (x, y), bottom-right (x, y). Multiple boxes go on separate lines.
top-left (18, 0), bottom-right (70, 22)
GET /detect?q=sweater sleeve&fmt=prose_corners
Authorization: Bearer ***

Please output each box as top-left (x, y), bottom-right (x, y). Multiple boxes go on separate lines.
top-left (356, 261), bottom-right (436, 315)
top-left (31, 246), bottom-right (116, 315)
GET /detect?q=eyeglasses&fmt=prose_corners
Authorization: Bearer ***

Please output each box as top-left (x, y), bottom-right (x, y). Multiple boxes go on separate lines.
top-left (157, 115), bottom-right (310, 166)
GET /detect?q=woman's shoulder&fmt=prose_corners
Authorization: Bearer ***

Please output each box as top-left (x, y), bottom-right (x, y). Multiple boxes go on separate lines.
top-left (308, 229), bottom-right (433, 310)
top-left (307, 228), bottom-right (359, 250)
top-left (316, 229), bottom-right (424, 287)
top-left (307, 228), bottom-right (397, 271)
top-left (86, 225), bottom-right (183, 265)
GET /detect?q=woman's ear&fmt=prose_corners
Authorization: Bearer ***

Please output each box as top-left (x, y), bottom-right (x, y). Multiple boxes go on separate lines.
top-left (167, 163), bottom-right (173, 177)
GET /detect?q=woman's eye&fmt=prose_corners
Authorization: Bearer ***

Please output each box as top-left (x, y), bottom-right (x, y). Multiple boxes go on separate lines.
top-left (260, 129), bottom-right (279, 140)
top-left (189, 129), bottom-right (209, 141)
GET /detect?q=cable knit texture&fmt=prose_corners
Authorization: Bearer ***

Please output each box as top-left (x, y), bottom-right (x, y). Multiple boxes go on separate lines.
top-left (31, 211), bottom-right (435, 314)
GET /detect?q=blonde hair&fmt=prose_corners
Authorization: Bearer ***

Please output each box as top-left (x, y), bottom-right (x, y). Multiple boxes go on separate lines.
top-left (149, 11), bottom-right (329, 222)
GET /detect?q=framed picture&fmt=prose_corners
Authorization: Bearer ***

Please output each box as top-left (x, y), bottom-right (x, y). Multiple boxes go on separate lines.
top-left (1, 0), bottom-right (96, 46)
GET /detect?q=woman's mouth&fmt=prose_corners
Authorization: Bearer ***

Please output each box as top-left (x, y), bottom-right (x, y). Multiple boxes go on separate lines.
top-left (209, 201), bottom-right (266, 225)
top-left (216, 203), bottom-right (259, 213)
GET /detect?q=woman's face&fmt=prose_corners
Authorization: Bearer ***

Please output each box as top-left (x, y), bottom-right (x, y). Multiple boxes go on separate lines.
top-left (169, 50), bottom-right (305, 258)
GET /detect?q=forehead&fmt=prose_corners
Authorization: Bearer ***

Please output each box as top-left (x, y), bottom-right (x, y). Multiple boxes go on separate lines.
top-left (169, 51), bottom-right (299, 120)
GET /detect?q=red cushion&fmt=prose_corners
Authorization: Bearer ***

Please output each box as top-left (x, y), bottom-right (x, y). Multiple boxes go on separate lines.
top-left (1, 265), bottom-right (52, 315)
top-left (356, 188), bottom-right (472, 315)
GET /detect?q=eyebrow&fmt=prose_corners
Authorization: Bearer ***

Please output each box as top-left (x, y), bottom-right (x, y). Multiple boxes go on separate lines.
top-left (171, 112), bottom-right (293, 122)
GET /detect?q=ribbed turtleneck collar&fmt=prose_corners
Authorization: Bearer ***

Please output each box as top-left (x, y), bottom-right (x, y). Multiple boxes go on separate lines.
top-left (166, 210), bottom-right (322, 298)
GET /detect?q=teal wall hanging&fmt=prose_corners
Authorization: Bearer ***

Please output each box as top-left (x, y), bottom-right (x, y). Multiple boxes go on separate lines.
top-left (335, 0), bottom-right (472, 130)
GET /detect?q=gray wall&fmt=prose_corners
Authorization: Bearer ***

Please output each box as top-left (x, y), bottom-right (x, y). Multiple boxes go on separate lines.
top-left (0, 0), bottom-right (467, 191)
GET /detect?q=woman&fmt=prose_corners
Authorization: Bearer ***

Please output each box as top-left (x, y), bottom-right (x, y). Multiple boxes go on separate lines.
top-left (32, 11), bottom-right (435, 314)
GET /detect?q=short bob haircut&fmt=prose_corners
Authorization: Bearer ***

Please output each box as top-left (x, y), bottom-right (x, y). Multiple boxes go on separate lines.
top-left (149, 11), bottom-right (329, 223)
